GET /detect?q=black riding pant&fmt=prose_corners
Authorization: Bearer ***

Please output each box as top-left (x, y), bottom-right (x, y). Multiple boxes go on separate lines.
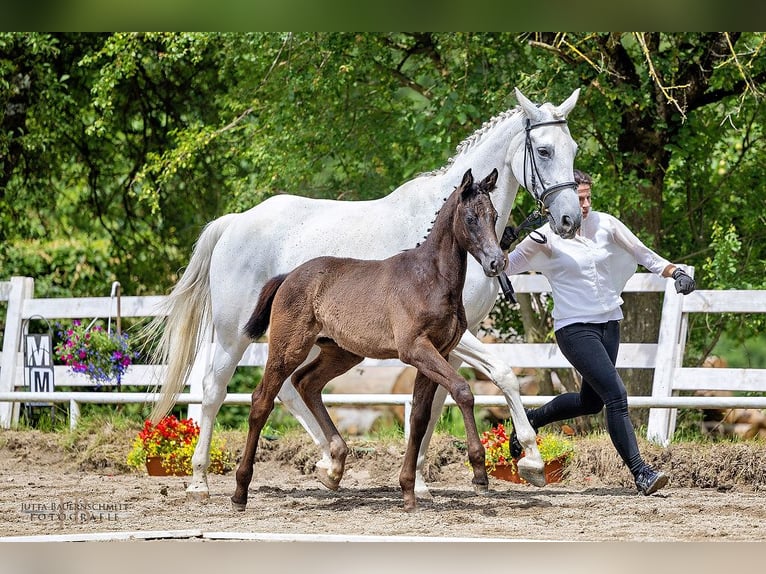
top-left (526, 320), bottom-right (645, 476)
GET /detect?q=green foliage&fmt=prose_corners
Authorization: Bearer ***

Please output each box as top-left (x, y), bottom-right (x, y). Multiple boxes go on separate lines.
top-left (702, 222), bottom-right (743, 289)
top-left (2, 33), bottom-right (765, 410)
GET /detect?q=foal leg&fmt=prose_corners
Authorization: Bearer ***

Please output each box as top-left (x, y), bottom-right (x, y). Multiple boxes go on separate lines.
top-left (412, 362), bottom-right (453, 499)
top-left (400, 373), bottom-right (439, 511)
top-left (232, 320), bottom-right (319, 510)
top-left (401, 340), bottom-right (488, 498)
top-left (451, 330), bottom-right (545, 487)
top-left (292, 341), bottom-right (363, 490)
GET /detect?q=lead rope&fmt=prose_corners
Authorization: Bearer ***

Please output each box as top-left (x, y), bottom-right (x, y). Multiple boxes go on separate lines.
top-left (496, 212), bottom-right (547, 304)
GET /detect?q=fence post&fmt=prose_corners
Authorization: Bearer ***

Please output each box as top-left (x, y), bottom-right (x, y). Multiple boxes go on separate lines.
top-left (646, 267), bottom-right (693, 446)
top-left (69, 399), bottom-right (80, 431)
top-left (0, 277), bottom-right (35, 428)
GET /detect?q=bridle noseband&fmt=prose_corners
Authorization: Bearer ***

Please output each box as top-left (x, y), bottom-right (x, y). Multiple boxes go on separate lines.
top-left (523, 118), bottom-right (578, 214)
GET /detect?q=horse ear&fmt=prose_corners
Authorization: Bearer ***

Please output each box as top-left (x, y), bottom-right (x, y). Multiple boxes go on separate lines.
top-left (479, 168), bottom-right (499, 193)
top-left (460, 168), bottom-right (474, 190)
top-left (554, 88), bottom-right (580, 119)
top-left (459, 168), bottom-right (475, 201)
top-left (515, 88), bottom-right (543, 123)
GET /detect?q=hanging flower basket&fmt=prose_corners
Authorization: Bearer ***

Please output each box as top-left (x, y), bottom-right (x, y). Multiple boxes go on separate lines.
top-left (54, 319), bottom-right (138, 387)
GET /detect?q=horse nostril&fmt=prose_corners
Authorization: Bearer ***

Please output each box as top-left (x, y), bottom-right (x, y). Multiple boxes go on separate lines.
top-left (561, 214), bottom-right (572, 230)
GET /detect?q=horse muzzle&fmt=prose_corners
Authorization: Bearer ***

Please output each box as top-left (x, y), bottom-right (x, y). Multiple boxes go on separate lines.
top-left (549, 211), bottom-right (581, 240)
top-left (481, 251), bottom-right (507, 278)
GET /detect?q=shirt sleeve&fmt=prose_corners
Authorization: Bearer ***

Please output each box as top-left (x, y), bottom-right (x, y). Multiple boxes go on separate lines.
top-left (505, 228), bottom-right (551, 275)
top-left (609, 214), bottom-right (672, 275)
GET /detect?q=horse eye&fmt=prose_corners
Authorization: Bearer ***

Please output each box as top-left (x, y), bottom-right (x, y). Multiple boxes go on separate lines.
top-left (537, 147), bottom-right (551, 159)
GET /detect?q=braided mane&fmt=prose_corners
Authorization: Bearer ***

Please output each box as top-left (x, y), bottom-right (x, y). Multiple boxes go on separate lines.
top-left (420, 106), bottom-right (521, 178)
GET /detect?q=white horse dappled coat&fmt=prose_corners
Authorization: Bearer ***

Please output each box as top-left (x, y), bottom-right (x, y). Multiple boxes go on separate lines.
top-left (149, 87), bottom-right (582, 500)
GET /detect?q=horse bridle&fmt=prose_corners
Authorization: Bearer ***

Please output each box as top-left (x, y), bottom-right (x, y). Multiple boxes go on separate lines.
top-left (522, 117), bottom-right (578, 215)
top-left (496, 117), bottom-right (578, 304)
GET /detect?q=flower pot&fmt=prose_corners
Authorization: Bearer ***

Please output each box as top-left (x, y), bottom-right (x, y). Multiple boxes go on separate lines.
top-left (145, 456), bottom-right (190, 477)
top-left (489, 456), bottom-right (567, 484)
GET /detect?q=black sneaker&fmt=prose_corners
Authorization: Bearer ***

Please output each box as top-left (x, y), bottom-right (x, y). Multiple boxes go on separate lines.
top-left (634, 465), bottom-right (669, 496)
top-left (509, 409), bottom-right (534, 459)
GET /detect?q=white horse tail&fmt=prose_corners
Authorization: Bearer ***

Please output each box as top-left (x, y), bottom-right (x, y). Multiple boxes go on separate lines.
top-left (146, 213), bottom-right (238, 423)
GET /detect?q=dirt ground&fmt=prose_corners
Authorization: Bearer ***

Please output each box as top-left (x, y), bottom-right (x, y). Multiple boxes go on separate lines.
top-left (1, 426), bottom-right (765, 542)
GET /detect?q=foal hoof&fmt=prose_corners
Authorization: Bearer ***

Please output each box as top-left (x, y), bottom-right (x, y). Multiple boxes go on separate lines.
top-left (517, 457), bottom-right (546, 487)
top-left (473, 483), bottom-right (490, 495)
top-left (316, 467), bottom-right (342, 491)
top-left (231, 498), bottom-right (247, 512)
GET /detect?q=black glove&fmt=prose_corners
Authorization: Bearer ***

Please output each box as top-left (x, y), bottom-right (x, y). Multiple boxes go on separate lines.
top-left (672, 268), bottom-right (696, 295)
top-left (500, 226), bottom-right (518, 251)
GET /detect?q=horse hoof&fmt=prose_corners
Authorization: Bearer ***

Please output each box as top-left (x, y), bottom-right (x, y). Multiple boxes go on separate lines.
top-left (473, 483), bottom-right (490, 495)
top-left (185, 490), bottom-right (210, 502)
top-left (316, 467), bottom-right (342, 491)
top-left (414, 476), bottom-right (433, 500)
top-left (414, 487), bottom-right (433, 501)
top-left (231, 499), bottom-right (247, 512)
top-left (516, 458), bottom-right (546, 487)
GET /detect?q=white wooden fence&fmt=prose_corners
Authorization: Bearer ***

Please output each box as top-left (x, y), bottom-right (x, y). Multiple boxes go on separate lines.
top-left (2, 274), bottom-right (765, 444)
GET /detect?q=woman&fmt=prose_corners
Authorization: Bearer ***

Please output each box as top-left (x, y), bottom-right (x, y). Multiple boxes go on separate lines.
top-left (507, 169), bottom-right (695, 495)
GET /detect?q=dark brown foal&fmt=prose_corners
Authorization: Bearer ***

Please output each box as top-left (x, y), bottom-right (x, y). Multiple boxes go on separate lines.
top-left (232, 167), bottom-right (505, 511)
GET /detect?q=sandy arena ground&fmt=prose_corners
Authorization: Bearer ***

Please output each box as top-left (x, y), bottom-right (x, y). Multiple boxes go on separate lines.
top-left (1, 427), bottom-right (765, 542)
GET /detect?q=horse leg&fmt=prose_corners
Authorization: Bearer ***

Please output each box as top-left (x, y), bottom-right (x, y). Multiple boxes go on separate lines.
top-left (401, 340), bottom-right (489, 497)
top-left (451, 330), bottom-right (545, 487)
top-left (400, 373), bottom-right (439, 511)
top-left (187, 337), bottom-right (248, 501)
top-left (292, 342), bottom-right (363, 490)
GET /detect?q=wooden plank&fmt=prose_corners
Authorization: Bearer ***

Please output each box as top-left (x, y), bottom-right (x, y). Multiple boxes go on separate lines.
top-left (23, 296), bottom-right (167, 320)
top-left (13, 364), bottom-right (167, 388)
top-left (682, 290), bottom-right (766, 313)
top-left (673, 368), bottom-right (766, 392)
top-left (486, 343), bottom-right (657, 369)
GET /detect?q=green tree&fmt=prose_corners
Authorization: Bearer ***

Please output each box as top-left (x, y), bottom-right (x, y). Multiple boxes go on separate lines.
top-left (1, 33), bottom-right (764, 428)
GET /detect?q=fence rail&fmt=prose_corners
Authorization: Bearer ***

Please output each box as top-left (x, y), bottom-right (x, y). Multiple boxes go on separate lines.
top-left (2, 274), bottom-right (765, 442)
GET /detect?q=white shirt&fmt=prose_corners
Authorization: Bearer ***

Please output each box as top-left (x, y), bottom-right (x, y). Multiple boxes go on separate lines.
top-left (506, 210), bottom-right (671, 331)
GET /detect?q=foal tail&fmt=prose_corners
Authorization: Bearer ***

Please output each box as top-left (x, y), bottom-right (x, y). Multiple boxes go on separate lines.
top-left (143, 213), bottom-right (238, 423)
top-left (244, 274), bottom-right (288, 340)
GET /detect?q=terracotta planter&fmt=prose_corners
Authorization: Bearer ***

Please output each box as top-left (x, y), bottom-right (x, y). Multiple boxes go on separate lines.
top-left (145, 456), bottom-right (190, 477)
top-left (489, 456), bottom-right (567, 484)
